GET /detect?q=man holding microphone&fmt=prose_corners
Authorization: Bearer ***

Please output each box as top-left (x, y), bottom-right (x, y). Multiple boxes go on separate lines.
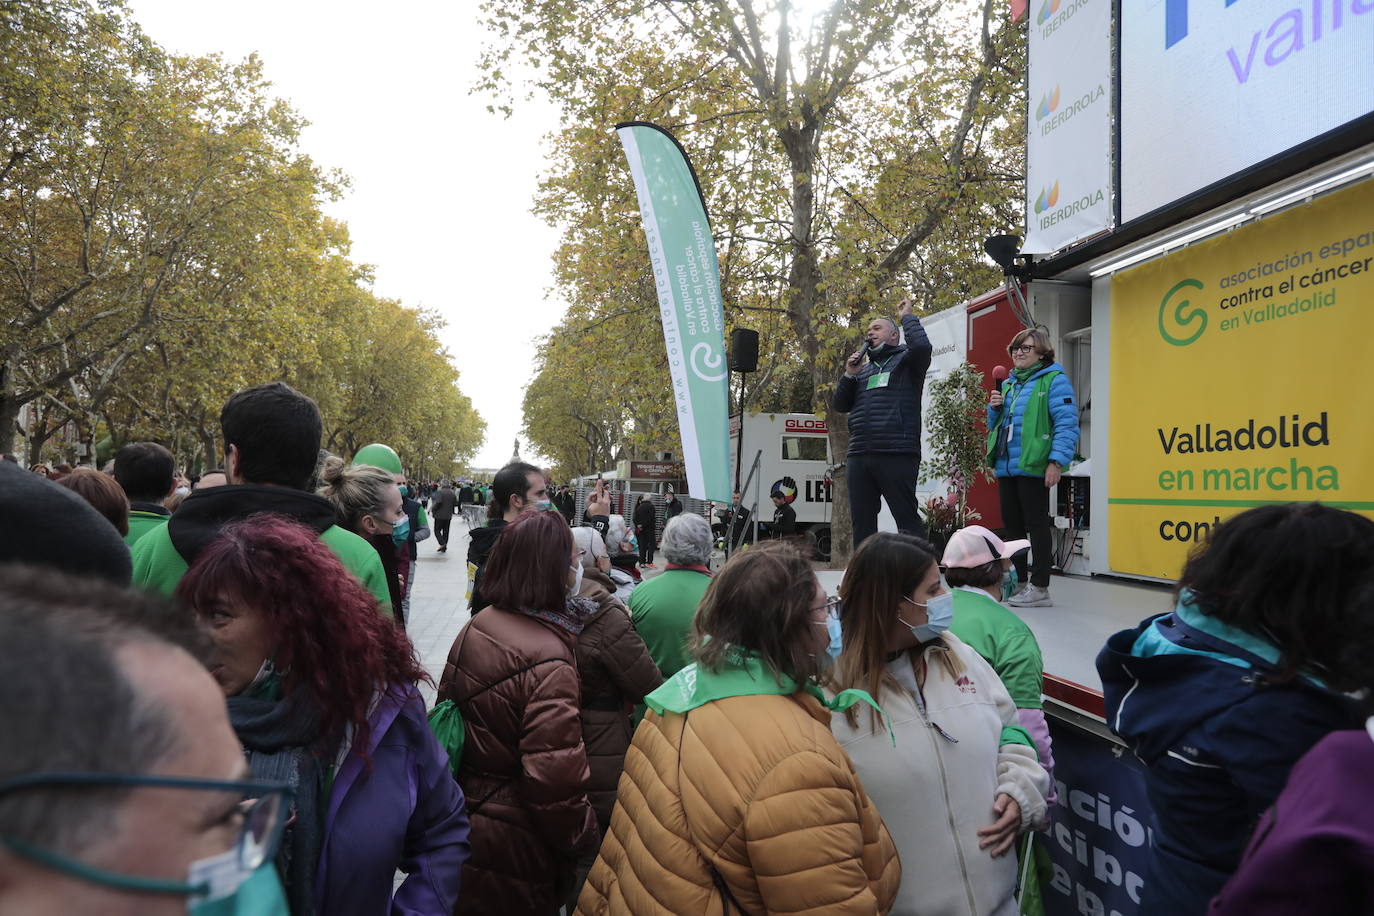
top-left (832, 297), bottom-right (933, 547)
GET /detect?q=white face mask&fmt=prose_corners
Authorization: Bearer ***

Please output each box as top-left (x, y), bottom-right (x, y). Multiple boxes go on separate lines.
top-left (568, 564), bottom-right (584, 598)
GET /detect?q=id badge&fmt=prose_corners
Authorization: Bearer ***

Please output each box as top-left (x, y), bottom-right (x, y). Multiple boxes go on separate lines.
top-left (866, 372), bottom-right (891, 390)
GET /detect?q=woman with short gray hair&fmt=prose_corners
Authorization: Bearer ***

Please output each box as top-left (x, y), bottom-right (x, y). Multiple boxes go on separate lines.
top-left (660, 513), bottom-right (712, 567)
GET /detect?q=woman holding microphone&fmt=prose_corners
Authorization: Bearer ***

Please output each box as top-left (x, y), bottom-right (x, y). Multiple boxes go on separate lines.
top-left (986, 327), bottom-right (1079, 607)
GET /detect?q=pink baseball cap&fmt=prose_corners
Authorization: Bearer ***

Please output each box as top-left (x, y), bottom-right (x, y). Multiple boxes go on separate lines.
top-left (941, 525), bottom-right (1030, 568)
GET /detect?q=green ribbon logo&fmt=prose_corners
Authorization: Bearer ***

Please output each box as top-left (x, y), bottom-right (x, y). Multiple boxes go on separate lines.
top-left (1157, 278), bottom-right (1207, 346)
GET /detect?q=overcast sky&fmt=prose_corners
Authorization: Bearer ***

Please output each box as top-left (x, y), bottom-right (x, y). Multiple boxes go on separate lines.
top-left (127, 0), bottom-right (565, 469)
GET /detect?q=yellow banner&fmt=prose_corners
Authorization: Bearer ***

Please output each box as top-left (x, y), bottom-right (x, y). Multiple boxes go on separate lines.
top-left (1108, 179), bottom-right (1374, 579)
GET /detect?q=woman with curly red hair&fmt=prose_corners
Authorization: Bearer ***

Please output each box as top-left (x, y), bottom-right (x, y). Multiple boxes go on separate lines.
top-left (177, 514), bottom-right (469, 916)
top-left (438, 509), bottom-right (599, 915)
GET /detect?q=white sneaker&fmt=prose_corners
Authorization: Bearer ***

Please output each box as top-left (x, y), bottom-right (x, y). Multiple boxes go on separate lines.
top-left (1008, 584), bottom-right (1052, 607)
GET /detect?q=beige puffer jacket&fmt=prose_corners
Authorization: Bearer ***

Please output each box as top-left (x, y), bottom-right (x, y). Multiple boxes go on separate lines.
top-left (576, 689), bottom-right (901, 915)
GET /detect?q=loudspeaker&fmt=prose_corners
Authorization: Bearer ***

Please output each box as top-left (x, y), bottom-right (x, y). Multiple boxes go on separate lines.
top-left (729, 328), bottom-right (759, 373)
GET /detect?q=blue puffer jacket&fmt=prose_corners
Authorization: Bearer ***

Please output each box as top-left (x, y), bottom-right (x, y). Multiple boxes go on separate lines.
top-left (986, 361), bottom-right (1078, 477)
top-left (832, 313), bottom-right (933, 455)
top-left (1097, 602), bottom-right (1358, 916)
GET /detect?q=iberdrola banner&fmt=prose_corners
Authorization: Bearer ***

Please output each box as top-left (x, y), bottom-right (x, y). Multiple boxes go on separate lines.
top-left (616, 121), bottom-right (731, 501)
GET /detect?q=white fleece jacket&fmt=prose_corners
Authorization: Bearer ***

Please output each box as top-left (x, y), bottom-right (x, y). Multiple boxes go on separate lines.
top-left (831, 633), bottom-right (1051, 916)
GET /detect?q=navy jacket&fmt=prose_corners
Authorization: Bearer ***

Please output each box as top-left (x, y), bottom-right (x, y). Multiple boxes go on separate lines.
top-left (1097, 613), bottom-right (1358, 915)
top-left (832, 313), bottom-right (933, 455)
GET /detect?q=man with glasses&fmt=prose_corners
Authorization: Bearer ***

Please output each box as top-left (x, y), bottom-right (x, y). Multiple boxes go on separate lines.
top-left (0, 568), bottom-right (290, 914)
top-left (833, 297), bottom-right (934, 548)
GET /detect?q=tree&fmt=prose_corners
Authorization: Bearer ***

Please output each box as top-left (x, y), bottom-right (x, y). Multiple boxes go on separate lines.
top-left (484, 0), bottom-right (1024, 559)
top-left (3, 1), bottom-right (486, 470)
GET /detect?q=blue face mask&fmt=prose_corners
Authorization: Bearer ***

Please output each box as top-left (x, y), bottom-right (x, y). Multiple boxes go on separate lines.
top-left (0, 774), bottom-right (291, 916)
top-left (398, 485), bottom-right (410, 498)
top-left (389, 515), bottom-right (411, 546)
top-left (902, 590), bottom-right (954, 642)
top-left (1000, 566), bottom-right (1019, 602)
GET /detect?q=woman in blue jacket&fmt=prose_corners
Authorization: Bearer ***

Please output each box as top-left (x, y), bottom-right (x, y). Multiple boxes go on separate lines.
top-left (986, 327), bottom-right (1079, 607)
top-left (1098, 503), bottom-right (1374, 915)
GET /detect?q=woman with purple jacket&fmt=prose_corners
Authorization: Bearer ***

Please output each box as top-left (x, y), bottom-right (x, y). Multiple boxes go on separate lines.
top-left (178, 515), bottom-right (469, 915)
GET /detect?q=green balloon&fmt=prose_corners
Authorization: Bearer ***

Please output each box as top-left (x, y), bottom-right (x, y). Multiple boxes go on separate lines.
top-left (352, 442), bottom-right (402, 474)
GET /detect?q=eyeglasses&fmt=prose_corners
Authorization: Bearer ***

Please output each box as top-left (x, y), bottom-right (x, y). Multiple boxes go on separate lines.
top-left (813, 595), bottom-right (842, 619)
top-left (1010, 344), bottom-right (1037, 355)
top-left (0, 772), bottom-right (292, 894)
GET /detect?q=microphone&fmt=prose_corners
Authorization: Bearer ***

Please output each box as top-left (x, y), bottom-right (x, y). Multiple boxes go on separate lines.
top-left (992, 365), bottom-right (1008, 391)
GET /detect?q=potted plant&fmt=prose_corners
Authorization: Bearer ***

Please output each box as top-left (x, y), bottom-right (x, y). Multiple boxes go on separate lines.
top-left (919, 361), bottom-right (992, 550)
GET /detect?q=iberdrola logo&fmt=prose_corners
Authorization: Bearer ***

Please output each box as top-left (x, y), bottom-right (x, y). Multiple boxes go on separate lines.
top-left (1035, 85), bottom-right (1061, 121)
top-left (1037, 0), bottom-right (1061, 25)
top-left (1033, 181), bottom-right (1061, 214)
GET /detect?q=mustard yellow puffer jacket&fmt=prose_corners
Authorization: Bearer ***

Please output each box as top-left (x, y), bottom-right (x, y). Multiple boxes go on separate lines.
top-left (575, 690), bottom-right (901, 915)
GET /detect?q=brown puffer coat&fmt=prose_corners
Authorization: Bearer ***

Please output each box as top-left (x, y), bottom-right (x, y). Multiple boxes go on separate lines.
top-left (575, 689), bottom-right (901, 915)
top-left (438, 606), bottom-right (599, 915)
top-left (573, 570), bottom-right (663, 835)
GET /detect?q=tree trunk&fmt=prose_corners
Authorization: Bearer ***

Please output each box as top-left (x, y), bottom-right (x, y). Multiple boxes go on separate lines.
top-left (0, 358), bottom-right (27, 455)
top-left (200, 428), bottom-right (218, 471)
top-left (0, 395), bottom-right (21, 457)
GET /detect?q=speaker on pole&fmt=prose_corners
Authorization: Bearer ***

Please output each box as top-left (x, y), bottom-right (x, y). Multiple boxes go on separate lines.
top-left (729, 328), bottom-right (759, 373)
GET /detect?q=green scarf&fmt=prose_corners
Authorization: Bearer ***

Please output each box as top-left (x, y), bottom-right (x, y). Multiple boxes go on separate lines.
top-left (1011, 360), bottom-right (1045, 383)
top-left (646, 653), bottom-right (895, 745)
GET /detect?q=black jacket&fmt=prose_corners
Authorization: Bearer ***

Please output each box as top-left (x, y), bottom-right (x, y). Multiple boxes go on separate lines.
top-left (632, 500), bottom-right (658, 540)
top-left (466, 519), bottom-right (508, 612)
top-left (430, 486), bottom-right (457, 520)
top-left (771, 502), bottom-right (796, 536)
top-left (832, 313), bottom-right (933, 455)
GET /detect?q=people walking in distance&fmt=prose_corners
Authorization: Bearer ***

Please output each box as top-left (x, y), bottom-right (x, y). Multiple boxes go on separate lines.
top-left (0, 566), bottom-right (293, 914)
top-left (829, 532), bottom-right (1050, 915)
top-left (130, 382), bottom-right (390, 610)
top-left (177, 516), bottom-right (469, 915)
top-left (986, 327), bottom-right (1080, 608)
top-left (565, 524), bottom-right (663, 907)
top-left (56, 468), bottom-right (130, 540)
top-left (577, 542), bottom-right (900, 915)
top-left (467, 461), bottom-right (547, 613)
top-left (942, 525), bottom-right (1056, 785)
top-left (112, 442), bottom-right (176, 546)
top-left (317, 456), bottom-right (408, 620)
top-left (632, 495), bottom-right (658, 568)
top-left (832, 296), bottom-right (933, 548)
top-left (438, 510), bottom-right (599, 915)
top-left (430, 480), bottom-right (458, 552)
top-left (627, 513), bottom-right (714, 680)
top-left (1098, 503), bottom-right (1374, 914)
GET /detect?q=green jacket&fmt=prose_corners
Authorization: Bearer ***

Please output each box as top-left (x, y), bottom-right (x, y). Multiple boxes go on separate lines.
top-left (628, 566), bottom-right (713, 679)
top-left (124, 507), bottom-right (171, 548)
top-left (130, 485), bottom-right (392, 613)
top-left (947, 587), bottom-right (1045, 710)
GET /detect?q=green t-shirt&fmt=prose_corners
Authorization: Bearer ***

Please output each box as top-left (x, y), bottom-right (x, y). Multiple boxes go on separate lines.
top-left (124, 510), bottom-right (170, 548)
top-left (947, 586), bottom-right (1045, 709)
top-left (131, 521), bottom-right (392, 614)
top-left (628, 567), bottom-right (713, 679)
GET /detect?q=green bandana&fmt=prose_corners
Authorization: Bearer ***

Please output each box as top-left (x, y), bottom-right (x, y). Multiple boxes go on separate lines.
top-left (645, 653), bottom-right (896, 745)
top-left (1012, 360), bottom-right (1045, 383)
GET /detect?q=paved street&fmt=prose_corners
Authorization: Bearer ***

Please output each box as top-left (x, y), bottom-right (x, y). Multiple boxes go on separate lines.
top-left (406, 517), bottom-right (479, 705)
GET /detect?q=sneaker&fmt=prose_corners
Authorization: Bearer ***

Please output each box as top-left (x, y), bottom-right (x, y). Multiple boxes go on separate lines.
top-left (437, 545), bottom-right (446, 553)
top-left (1008, 584), bottom-right (1052, 607)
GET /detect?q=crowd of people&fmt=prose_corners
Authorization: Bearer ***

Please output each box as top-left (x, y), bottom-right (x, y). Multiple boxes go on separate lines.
top-left (3, 355), bottom-right (1373, 915)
